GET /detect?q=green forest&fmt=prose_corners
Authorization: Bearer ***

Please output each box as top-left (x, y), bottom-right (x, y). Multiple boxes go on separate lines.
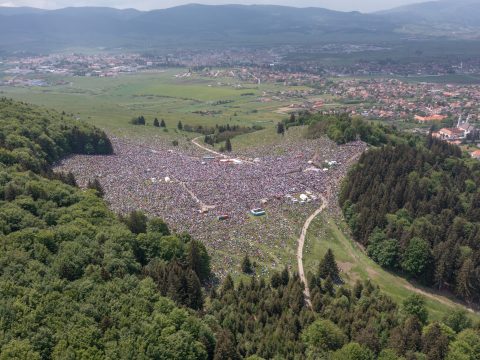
top-left (341, 136), bottom-right (480, 304)
top-left (285, 113), bottom-right (394, 146)
top-left (1, 98), bottom-right (480, 359)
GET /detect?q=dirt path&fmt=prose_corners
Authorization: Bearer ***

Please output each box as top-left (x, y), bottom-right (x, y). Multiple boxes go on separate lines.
top-left (192, 136), bottom-right (228, 158)
top-left (179, 181), bottom-right (215, 213)
top-left (191, 136), bottom-right (257, 164)
top-left (296, 149), bottom-right (361, 309)
top-left (297, 195), bottom-right (328, 309)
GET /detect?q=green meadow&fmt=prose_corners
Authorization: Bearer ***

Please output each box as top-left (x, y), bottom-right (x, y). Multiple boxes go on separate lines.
top-left (303, 213), bottom-right (480, 322)
top-left (0, 70), bottom-right (301, 140)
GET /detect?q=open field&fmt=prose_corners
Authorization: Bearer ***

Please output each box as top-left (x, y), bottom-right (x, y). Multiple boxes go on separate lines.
top-left (0, 70), bottom-right (305, 139)
top-left (303, 212), bottom-right (480, 322)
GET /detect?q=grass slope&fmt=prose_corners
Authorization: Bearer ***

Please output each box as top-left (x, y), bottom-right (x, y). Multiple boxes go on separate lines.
top-left (303, 213), bottom-right (480, 322)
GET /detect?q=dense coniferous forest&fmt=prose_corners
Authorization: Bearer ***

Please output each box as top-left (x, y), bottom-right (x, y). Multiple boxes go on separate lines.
top-left (341, 136), bottom-right (480, 303)
top-left (1, 98), bottom-right (479, 359)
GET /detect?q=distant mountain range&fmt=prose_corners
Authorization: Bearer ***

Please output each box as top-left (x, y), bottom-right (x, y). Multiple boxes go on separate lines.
top-left (379, 0), bottom-right (480, 26)
top-left (0, 1), bottom-right (478, 52)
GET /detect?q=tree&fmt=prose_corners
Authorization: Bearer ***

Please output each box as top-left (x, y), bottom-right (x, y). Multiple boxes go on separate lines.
top-left (154, 118), bottom-right (160, 127)
top-left (318, 249), bottom-right (340, 281)
top-left (401, 237), bottom-right (432, 278)
top-left (376, 239), bottom-right (399, 269)
top-left (147, 218), bottom-right (170, 236)
top-left (422, 323), bottom-right (451, 360)
top-left (301, 319), bottom-right (347, 356)
top-left (178, 121), bottom-right (183, 130)
top-left (277, 122), bottom-right (285, 135)
top-left (225, 138), bottom-right (232, 152)
top-left (443, 309), bottom-right (472, 333)
top-left (281, 266), bottom-right (289, 286)
top-left (221, 274), bottom-right (235, 295)
top-left (368, 231), bottom-right (399, 269)
top-left (377, 349), bottom-right (402, 360)
top-left (213, 330), bottom-right (240, 360)
top-left (241, 254), bottom-right (253, 274)
top-left (402, 294), bottom-right (428, 325)
top-left (455, 258), bottom-right (476, 301)
top-left (187, 240), bottom-right (211, 283)
top-left (0, 340), bottom-right (41, 360)
top-left (446, 329), bottom-right (480, 360)
top-left (332, 343), bottom-right (374, 360)
top-left (125, 210), bottom-right (148, 234)
top-left (160, 119), bottom-right (166, 128)
top-left (87, 177), bottom-right (104, 197)
top-left (65, 171), bottom-right (77, 187)
top-left (324, 275), bottom-right (335, 296)
top-left (186, 269), bottom-right (204, 310)
top-left (388, 316), bottom-right (423, 355)
top-left (130, 115), bottom-right (146, 125)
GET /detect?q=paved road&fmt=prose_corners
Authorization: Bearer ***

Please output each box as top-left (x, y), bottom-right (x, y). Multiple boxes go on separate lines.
top-left (297, 195), bottom-right (327, 309)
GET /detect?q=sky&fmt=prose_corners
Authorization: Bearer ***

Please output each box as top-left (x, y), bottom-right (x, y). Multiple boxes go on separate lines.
top-left (0, 0), bottom-right (430, 13)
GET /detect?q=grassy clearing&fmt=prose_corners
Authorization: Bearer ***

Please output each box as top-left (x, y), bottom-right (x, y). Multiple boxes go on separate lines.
top-left (303, 213), bottom-right (480, 322)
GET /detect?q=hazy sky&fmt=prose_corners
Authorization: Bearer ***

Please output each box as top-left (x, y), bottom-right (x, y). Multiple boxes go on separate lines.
top-left (0, 0), bottom-right (430, 13)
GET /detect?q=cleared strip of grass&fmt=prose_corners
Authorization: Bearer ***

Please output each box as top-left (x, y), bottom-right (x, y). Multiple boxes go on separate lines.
top-left (303, 213), bottom-right (480, 322)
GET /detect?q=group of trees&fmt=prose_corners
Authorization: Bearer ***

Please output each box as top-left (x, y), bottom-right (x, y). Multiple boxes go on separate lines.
top-left (131, 115), bottom-right (167, 127)
top-left (153, 117), bottom-right (166, 128)
top-left (284, 112), bottom-right (394, 146)
top-left (341, 135), bottom-right (480, 303)
top-left (0, 97), bottom-right (113, 172)
top-left (0, 100), bottom-right (215, 358)
top-left (1, 98), bottom-right (479, 359)
top-left (175, 122), bottom-right (259, 141)
top-left (211, 249), bottom-right (480, 360)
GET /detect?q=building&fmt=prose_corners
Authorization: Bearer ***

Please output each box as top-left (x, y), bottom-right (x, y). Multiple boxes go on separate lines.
top-left (471, 150), bottom-right (480, 160)
top-left (414, 114), bottom-right (447, 123)
top-left (433, 128), bottom-right (464, 141)
top-left (458, 122), bottom-right (474, 138)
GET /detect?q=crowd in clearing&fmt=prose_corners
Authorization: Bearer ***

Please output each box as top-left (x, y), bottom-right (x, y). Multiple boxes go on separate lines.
top-left (54, 135), bottom-right (365, 275)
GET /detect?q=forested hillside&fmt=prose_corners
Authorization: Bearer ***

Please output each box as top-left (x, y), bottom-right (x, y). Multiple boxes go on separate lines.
top-left (0, 98), bottom-right (214, 358)
top-left (1, 98), bottom-right (479, 359)
top-left (341, 136), bottom-right (480, 303)
top-left (0, 98), bottom-right (113, 172)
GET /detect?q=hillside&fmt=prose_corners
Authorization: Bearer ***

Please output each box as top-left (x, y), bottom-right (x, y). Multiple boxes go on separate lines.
top-left (340, 136), bottom-right (480, 305)
top-left (0, 4), bottom-right (396, 51)
top-left (2, 3), bottom-right (480, 52)
top-left (379, 0), bottom-right (480, 26)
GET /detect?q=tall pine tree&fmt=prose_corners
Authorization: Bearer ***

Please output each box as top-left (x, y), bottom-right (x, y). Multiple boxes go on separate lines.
top-left (318, 249), bottom-right (340, 282)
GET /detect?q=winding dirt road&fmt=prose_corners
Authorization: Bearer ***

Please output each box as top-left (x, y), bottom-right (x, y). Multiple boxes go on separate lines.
top-left (297, 195), bottom-right (328, 309)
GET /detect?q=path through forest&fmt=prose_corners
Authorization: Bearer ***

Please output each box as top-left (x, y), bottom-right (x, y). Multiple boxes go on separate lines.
top-left (297, 195), bottom-right (327, 309)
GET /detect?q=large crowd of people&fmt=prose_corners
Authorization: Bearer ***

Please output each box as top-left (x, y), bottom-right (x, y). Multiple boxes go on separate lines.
top-left (54, 134), bottom-right (365, 275)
